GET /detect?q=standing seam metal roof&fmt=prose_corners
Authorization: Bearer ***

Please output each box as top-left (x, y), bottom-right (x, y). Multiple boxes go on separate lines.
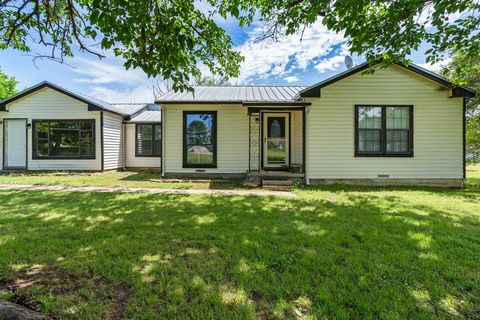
top-left (155, 86), bottom-right (307, 103)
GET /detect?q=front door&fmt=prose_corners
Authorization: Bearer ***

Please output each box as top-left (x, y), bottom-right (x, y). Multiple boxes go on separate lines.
top-left (263, 113), bottom-right (289, 169)
top-left (4, 119), bottom-right (27, 169)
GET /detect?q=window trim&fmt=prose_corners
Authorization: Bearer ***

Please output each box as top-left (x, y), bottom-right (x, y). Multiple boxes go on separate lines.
top-left (354, 105), bottom-right (414, 157)
top-left (135, 123), bottom-right (162, 157)
top-left (182, 111), bottom-right (217, 168)
top-left (32, 119), bottom-right (96, 160)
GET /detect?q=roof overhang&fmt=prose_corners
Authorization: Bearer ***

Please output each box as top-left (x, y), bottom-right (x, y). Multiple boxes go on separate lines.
top-left (0, 81), bottom-right (127, 116)
top-left (156, 100), bottom-right (242, 104)
top-left (299, 62), bottom-right (476, 99)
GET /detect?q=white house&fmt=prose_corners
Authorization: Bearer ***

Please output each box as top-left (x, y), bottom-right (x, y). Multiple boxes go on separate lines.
top-left (0, 62), bottom-right (475, 186)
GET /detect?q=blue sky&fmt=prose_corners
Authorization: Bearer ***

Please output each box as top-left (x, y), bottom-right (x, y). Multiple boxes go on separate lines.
top-left (0, 15), bottom-right (444, 103)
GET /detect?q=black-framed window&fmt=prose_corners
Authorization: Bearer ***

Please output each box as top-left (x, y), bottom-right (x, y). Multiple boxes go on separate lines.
top-left (355, 105), bottom-right (413, 157)
top-left (136, 124), bottom-right (161, 157)
top-left (183, 111), bottom-right (217, 168)
top-left (32, 120), bottom-right (95, 159)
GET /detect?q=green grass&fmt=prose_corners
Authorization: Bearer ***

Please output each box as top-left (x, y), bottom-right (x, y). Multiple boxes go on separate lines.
top-left (0, 170), bottom-right (245, 190)
top-left (0, 168), bottom-right (479, 319)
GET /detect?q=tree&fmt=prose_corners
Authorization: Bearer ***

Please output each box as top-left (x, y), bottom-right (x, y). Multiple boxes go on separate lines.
top-left (0, 67), bottom-right (18, 100)
top-left (1, 0), bottom-right (478, 90)
top-left (441, 53), bottom-right (480, 116)
top-left (192, 75), bottom-right (232, 86)
top-left (466, 116), bottom-right (480, 163)
top-left (1, 0), bottom-right (243, 92)
top-left (152, 78), bottom-right (173, 100)
top-left (442, 53), bottom-right (480, 163)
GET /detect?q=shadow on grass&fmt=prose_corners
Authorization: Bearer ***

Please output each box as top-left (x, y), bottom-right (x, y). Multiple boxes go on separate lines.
top-left (119, 171), bottom-right (248, 190)
top-left (0, 189), bottom-right (479, 319)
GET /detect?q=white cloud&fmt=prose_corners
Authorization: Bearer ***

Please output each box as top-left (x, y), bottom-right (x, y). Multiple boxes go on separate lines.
top-left (418, 57), bottom-right (452, 72)
top-left (236, 19), bottom-right (346, 83)
top-left (89, 84), bottom-right (154, 103)
top-left (73, 57), bottom-right (147, 85)
top-left (71, 53), bottom-right (156, 102)
top-left (314, 55), bottom-right (345, 73)
top-left (284, 76), bottom-right (299, 83)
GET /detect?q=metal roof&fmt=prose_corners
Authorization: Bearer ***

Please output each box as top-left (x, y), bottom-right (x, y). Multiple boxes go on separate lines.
top-left (156, 86), bottom-right (307, 103)
top-left (111, 103), bottom-right (150, 116)
top-left (127, 111), bottom-right (161, 123)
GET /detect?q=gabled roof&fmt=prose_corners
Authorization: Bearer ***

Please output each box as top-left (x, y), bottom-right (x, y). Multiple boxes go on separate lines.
top-left (0, 81), bottom-right (141, 116)
top-left (298, 62), bottom-right (476, 98)
top-left (156, 86), bottom-right (307, 104)
top-left (125, 104), bottom-right (160, 123)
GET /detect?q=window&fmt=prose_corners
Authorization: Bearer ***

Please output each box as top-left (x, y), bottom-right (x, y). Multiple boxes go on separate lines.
top-left (136, 124), bottom-right (161, 157)
top-left (183, 111), bottom-right (217, 168)
top-left (355, 105), bottom-right (413, 157)
top-left (32, 120), bottom-right (95, 159)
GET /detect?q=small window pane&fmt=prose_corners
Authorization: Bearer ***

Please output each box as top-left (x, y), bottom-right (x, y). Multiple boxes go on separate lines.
top-left (36, 123), bottom-right (49, 139)
top-left (386, 107), bottom-right (409, 129)
top-left (386, 129), bottom-right (409, 153)
top-left (36, 140), bottom-right (49, 156)
top-left (139, 125), bottom-right (152, 140)
top-left (359, 107), bottom-right (381, 129)
top-left (154, 125), bottom-right (161, 140)
top-left (80, 139), bottom-right (94, 156)
top-left (358, 129), bottom-right (381, 152)
top-left (141, 140), bottom-right (152, 155)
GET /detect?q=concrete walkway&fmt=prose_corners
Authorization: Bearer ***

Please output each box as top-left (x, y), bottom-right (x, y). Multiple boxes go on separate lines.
top-left (0, 184), bottom-right (296, 197)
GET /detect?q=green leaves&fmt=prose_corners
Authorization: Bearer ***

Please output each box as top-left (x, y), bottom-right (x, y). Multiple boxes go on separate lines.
top-left (0, 67), bottom-right (18, 100)
top-left (442, 52), bottom-right (480, 163)
top-left (0, 0), bottom-right (478, 91)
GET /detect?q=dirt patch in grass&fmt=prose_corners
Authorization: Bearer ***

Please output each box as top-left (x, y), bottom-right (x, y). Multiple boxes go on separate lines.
top-left (0, 266), bottom-right (130, 319)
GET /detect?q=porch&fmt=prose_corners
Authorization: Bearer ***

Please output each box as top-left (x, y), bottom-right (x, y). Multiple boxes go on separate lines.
top-left (247, 105), bottom-right (306, 174)
top-left (246, 105), bottom-right (306, 189)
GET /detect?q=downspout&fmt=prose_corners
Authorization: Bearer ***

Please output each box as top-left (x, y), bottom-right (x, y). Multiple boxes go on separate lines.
top-left (122, 122), bottom-right (127, 171)
top-left (161, 105), bottom-right (165, 177)
top-left (100, 111), bottom-right (104, 172)
top-left (304, 105), bottom-right (310, 185)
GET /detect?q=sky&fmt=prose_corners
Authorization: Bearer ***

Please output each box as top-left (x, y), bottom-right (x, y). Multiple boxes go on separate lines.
top-left (0, 11), bottom-right (449, 103)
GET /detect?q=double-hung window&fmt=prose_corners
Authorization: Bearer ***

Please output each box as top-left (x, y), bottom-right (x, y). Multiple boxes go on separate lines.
top-left (136, 124), bottom-right (161, 157)
top-left (32, 120), bottom-right (95, 159)
top-left (183, 111), bottom-right (217, 168)
top-left (355, 105), bottom-right (413, 157)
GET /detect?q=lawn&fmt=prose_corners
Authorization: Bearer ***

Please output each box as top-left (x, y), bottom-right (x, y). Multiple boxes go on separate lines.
top-left (0, 170), bottom-right (245, 190)
top-left (0, 168), bottom-right (479, 319)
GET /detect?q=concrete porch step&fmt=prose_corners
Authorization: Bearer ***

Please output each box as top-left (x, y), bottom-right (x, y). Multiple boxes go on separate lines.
top-left (262, 185), bottom-right (292, 191)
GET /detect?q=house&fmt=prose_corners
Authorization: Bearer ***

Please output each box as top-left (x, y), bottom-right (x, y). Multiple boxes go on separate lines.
top-left (0, 81), bottom-right (161, 171)
top-left (0, 62), bottom-right (475, 186)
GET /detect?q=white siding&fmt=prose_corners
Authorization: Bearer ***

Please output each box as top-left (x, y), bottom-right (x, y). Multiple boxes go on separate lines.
top-left (103, 112), bottom-right (123, 170)
top-left (0, 87), bottom-right (102, 171)
top-left (305, 65), bottom-right (463, 180)
top-left (125, 123), bottom-right (161, 168)
top-left (163, 104), bottom-right (249, 174)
